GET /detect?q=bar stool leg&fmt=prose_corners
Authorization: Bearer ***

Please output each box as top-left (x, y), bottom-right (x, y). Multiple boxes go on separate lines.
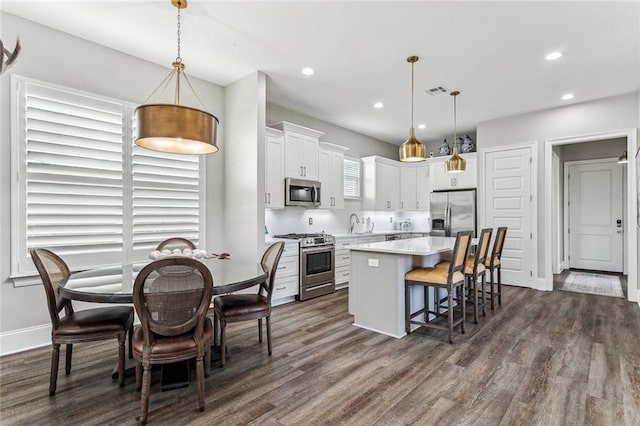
top-left (489, 268), bottom-right (495, 310)
top-left (447, 289), bottom-right (454, 344)
top-left (481, 272), bottom-right (487, 316)
top-left (461, 281), bottom-right (466, 334)
top-left (405, 280), bottom-right (411, 335)
top-left (498, 266), bottom-right (502, 306)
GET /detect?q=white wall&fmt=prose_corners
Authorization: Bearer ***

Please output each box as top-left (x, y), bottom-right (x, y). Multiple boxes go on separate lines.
top-left (224, 72), bottom-right (266, 262)
top-left (477, 92), bottom-right (639, 281)
top-left (0, 12), bottom-right (225, 353)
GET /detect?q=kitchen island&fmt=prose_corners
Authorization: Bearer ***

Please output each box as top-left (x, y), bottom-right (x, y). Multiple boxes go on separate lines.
top-left (348, 236), bottom-right (458, 338)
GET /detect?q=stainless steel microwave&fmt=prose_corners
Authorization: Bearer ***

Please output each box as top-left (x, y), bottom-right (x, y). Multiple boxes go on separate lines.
top-left (285, 178), bottom-right (321, 207)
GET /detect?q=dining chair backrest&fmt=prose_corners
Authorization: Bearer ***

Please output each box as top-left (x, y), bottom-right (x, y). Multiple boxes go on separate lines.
top-left (447, 231), bottom-right (473, 281)
top-left (259, 242), bottom-right (285, 304)
top-left (472, 228), bottom-right (493, 274)
top-left (133, 257), bottom-right (213, 345)
top-left (30, 248), bottom-right (72, 330)
top-left (156, 237), bottom-right (197, 251)
top-left (489, 227), bottom-right (507, 267)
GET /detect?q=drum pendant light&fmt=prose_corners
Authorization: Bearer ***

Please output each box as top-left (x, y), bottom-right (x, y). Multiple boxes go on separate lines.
top-left (445, 91), bottom-right (466, 173)
top-left (134, 0), bottom-right (219, 155)
top-left (399, 56), bottom-right (426, 162)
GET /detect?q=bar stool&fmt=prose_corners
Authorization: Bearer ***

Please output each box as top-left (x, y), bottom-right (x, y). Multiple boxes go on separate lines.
top-left (486, 227), bottom-right (507, 309)
top-left (435, 228), bottom-right (493, 324)
top-left (404, 231), bottom-right (472, 344)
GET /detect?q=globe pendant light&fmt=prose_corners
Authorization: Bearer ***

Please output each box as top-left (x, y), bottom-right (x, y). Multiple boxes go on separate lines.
top-left (445, 90), bottom-right (466, 173)
top-left (134, 0), bottom-right (219, 155)
top-left (399, 56), bottom-right (426, 162)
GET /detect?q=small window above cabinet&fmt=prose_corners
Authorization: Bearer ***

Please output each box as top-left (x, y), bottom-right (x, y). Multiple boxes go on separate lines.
top-left (318, 142), bottom-right (349, 209)
top-left (270, 121), bottom-right (324, 181)
top-left (430, 153), bottom-right (477, 190)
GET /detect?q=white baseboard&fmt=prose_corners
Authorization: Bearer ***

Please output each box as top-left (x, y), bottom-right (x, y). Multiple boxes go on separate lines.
top-left (0, 324), bottom-right (51, 356)
top-left (531, 277), bottom-right (552, 291)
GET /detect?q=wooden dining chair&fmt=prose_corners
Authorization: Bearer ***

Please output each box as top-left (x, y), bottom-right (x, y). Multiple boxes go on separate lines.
top-left (404, 231), bottom-right (472, 344)
top-left (30, 248), bottom-right (134, 396)
top-left (156, 237), bottom-right (197, 251)
top-left (213, 241), bottom-right (284, 367)
top-left (435, 228), bottom-right (493, 323)
top-left (486, 227), bottom-right (507, 309)
top-left (132, 257), bottom-right (214, 425)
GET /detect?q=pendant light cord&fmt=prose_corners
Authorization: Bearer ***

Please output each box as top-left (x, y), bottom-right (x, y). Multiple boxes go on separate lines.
top-left (176, 6), bottom-right (182, 63)
top-left (410, 60), bottom-right (414, 129)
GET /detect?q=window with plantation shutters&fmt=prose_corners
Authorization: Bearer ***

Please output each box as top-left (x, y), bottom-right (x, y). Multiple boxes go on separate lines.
top-left (11, 76), bottom-right (204, 280)
top-left (343, 157), bottom-right (361, 199)
top-left (132, 146), bottom-right (200, 254)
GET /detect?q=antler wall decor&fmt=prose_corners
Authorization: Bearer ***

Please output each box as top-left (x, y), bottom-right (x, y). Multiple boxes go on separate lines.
top-left (0, 37), bottom-right (21, 77)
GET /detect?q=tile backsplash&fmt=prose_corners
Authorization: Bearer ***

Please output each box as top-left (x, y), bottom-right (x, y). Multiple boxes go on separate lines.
top-left (265, 199), bottom-right (431, 236)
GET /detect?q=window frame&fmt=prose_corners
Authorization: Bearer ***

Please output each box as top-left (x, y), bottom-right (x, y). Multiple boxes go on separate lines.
top-left (10, 75), bottom-right (206, 286)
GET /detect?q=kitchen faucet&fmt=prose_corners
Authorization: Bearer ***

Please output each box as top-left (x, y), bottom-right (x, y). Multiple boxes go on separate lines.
top-left (349, 213), bottom-right (360, 233)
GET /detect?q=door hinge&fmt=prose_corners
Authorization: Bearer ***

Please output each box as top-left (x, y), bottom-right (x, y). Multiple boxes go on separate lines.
top-left (568, 201), bottom-right (570, 206)
top-left (568, 228), bottom-right (570, 234)
top-left (529, 157), bottom-right (533, 164)
top-left (530, 195), bottom-right (532, 201)
top-left (530, 232), bottom-right (533, 239)
top-left (530, 271), bottom-right (533, 277)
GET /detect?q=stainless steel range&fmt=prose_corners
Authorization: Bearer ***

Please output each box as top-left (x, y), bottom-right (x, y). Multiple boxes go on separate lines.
top-left (273, 233), bottom-right (335, 301)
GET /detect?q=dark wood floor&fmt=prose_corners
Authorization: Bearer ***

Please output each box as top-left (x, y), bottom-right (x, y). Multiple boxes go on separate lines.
top-left (2, 285), bottom-right (640, 425)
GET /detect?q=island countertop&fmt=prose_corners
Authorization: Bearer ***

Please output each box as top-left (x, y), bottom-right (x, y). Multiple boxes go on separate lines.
top-left (349, 236), bottom-right (458, 256)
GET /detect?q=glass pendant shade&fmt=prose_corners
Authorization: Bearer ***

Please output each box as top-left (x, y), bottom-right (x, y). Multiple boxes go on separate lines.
top-left (399, 55), bottom-right (426, 162)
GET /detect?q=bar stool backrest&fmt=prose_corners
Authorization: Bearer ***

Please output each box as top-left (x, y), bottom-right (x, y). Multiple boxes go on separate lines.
top-left (472, 228), bottom-right (493, 274)
top-left (489, 227), bottom-right (507, 268)
top-left (448, 231), bottom-right (473, 281)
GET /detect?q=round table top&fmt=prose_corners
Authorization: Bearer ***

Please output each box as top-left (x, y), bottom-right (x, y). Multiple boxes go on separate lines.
top-left (60, 259), bottom-right (267, 304)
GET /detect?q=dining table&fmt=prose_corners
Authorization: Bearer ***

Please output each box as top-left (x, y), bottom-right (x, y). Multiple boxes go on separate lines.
top-left (60, 257), bottom-right (267, 390)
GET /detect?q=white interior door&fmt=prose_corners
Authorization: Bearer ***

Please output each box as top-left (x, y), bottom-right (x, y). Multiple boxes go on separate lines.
top-left (567, 160), bottom-right (623, 272)
top-left (484, 146), bottom-right (534, 287)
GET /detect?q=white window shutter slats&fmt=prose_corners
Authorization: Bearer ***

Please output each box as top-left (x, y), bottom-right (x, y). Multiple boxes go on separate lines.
top-left (13, 77), bottom-right (203, 276)
top-left (23, 81), bottom-right (124, 265)
top-left (132, 146), bottom-right (200, 252)
top-left (343, 157), bottom-right (361, 198)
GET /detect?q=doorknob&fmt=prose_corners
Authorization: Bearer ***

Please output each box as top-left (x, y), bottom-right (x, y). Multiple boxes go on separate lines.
top-left (617, 230), bottom-right (622, 234)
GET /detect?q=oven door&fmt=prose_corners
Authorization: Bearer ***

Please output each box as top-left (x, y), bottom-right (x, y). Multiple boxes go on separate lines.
top-left (300, 245), bottom-right (335, 286)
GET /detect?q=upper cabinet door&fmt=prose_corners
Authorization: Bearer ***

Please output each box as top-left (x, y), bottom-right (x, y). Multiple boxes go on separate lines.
top-left (415, 164), bottom-right (430, 211)
top-left (272, 121), bottom-right (324, 181)
top-left (265, 130), bottom-right (285, 209)
top-left (400, 166), bottom-right (417, 211)
top-left (284, 131), bottom-right (303, 179)
top-left (431, 153), bottom-right (477, 190)
top-left (318, 142), bottom-right (348, 209)
top-left (300, 135), bottom-right (319, 180)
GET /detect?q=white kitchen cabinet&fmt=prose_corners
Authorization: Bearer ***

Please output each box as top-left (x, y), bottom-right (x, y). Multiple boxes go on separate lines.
top-left (264, 127), bottom-right (284, 209)
top-left (318, 142), bottom-right (349, 209)
top-left (270, 241), bottom-right (299, 301)
top-left (400, 164), bottom-right (430, 211)
top-left (361, 156), bottom-right (400, 210)
top-left (334, 235), bottom-right (386, 288)
top-left (431, 153), bottom-right (477, 190)
top-left (271, 121), bottom-right (324, 181)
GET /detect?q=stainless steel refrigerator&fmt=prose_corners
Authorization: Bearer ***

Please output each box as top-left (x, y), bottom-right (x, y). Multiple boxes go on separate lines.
top-left (429, 189), bottom-right (477, 237)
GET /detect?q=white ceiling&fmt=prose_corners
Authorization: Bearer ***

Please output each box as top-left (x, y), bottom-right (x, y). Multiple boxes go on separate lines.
top-left (2, 1), bottom-right (639, 145)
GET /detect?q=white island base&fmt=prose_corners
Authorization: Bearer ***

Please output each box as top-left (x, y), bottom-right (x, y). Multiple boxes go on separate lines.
top-left (347, 237), bottom-right (458, 338)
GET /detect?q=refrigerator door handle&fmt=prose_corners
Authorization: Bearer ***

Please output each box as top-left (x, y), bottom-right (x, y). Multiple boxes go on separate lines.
top-left (445, 203), bottom-right (450, 236)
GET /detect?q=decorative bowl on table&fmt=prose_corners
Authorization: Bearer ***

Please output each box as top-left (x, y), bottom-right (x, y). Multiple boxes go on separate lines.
top-left (148, 248), bottom-right (209, 261)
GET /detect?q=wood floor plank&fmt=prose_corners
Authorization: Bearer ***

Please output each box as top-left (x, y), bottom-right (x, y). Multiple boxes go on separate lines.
top-left (1, 285), bottom-right (640, 425)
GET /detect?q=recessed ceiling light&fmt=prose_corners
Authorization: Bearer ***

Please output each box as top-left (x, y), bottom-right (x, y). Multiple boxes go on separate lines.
top-left (561, 93), bottom-right (574, 101)
top-left (373, 102), bottom-right (384, 109)
top-left (302, 67), bottom-right (314, 76)
top-left (418, 124), bottom-right (426, 129)
top-left (546, 51), bottom-right (562, 61)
